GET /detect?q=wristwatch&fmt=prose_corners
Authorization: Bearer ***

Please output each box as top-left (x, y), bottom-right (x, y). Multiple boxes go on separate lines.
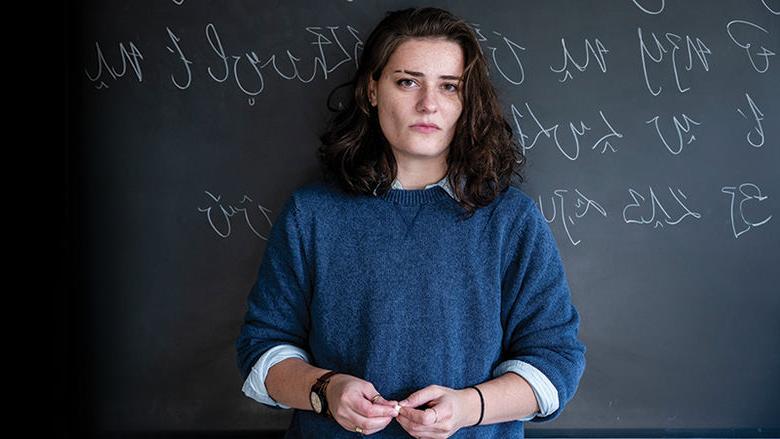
top-left (310, 370), bottom-right (340, 418)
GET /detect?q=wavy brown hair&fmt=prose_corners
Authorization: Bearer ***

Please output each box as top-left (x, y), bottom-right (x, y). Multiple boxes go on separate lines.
top-left (318, 7), bottom-right (525, 219)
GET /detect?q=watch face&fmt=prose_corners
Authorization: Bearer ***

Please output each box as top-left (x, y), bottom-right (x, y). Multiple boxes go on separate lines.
top-left (310, 391), bottom-right (322, 413)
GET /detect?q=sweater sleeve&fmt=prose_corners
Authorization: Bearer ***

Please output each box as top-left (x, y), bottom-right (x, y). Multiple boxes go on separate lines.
top-left (235, 194), bottom-right (313, 386)
top-left (499, 202), bottom-right (586, 423)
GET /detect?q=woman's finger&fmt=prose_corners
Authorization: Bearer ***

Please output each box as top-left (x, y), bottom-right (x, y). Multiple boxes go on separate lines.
top-left (399, 385), bottom-right (444, 409)
top-left (399, 405), bottom-right (438, 426)
top-left (370, 394), bottom-right (399, 408)
top-left (340, 406), bottom-right (394, 435)
top-left (354, 395), bottom-right (401, 418)
top-left (396, 411), bottom-right (448, 438)
top-left (332, 390), bottom-right (398, 434)
top-left (396, 389), bottom-right (468, 438)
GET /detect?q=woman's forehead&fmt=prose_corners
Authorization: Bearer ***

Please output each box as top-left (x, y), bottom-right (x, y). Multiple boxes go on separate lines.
top-left (384, 38), bottom-right (464, 76)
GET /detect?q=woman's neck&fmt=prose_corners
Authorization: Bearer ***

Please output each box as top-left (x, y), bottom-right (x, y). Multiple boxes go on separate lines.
top-left (395, 163), bottom-right (447, 190)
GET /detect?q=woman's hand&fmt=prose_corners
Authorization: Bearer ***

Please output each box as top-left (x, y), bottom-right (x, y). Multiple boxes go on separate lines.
top-left (395, 385), bottom-right (478, 439)
top-left (325, 374), bottom-right (401, 435)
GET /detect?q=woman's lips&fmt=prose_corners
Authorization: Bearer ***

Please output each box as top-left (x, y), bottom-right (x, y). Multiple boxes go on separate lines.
top-left (411, 125), bottom-right (440, 133)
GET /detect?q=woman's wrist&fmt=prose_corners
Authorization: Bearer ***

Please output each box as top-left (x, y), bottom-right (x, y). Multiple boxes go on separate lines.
top-left (457, 387), bottom-right (483, 428)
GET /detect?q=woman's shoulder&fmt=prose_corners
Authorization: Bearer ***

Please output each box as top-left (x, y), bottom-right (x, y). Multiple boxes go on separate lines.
top-left (287, 178), bottom-right (357, 211)
top-left (500, 184), bottom-right (534, 206)
top-left (484, 184), bottom-right (553, 246)
top-left (493, 184), bottom-right (539, 221)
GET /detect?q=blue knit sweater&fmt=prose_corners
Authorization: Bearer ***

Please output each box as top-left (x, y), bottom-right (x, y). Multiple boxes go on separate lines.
top-left (236, 180), bottom-right (586, 438)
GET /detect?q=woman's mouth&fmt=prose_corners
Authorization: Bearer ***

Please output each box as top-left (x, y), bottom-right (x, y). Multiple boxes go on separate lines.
top-left (411, 124), bottom-right (440, 133)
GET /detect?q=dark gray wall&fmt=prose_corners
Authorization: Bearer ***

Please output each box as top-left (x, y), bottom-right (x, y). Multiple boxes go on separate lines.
top-left (70, 0), bottom-right (780, 435)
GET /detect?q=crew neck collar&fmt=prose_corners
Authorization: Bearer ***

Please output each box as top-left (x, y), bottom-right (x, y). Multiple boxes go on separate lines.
top-left (378, 185), bottom-right (451, 205)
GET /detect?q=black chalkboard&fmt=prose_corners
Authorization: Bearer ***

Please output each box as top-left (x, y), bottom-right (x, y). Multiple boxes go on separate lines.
top-left (69, 0), bottom-right (780, 436)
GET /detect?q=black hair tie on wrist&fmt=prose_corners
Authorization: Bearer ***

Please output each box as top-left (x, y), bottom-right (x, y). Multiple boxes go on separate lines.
top-left (469, 385), bottom-right (484, 426)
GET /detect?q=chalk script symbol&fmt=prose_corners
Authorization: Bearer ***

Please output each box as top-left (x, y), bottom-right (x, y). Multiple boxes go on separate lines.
top-left (736, 93), bottom-right (766, 148)
top-left (197, 191), bottom-right (273, 240)
top-left (203, 23), bottom-right (361, 105)
top-left (512, 104), bottom-right (623, 160)
top-left (538, 189), bottom-right (607, 246)
top-left (623, 186), bottom-right (702, 228)
top-left (469, 22), bottom-right (526, 85)
top-left (165, 27), bottom-right (193, 90)
top-left (550, 37), bottom-right (609, 83)
top-left (761, 0), bottom-right (780, 15)
top-left (593, 110), bottom-right (623, 154)
top-left (84, 41), bottom-right (144, 89)
top-left (645, 113), bottom-right (701, 155)
top-left (726, 20), bottom-right (775, 74)
top-left (638, 27), bottom-right (711, 96)
top-left (632, 0), bottom-right (665, 15)
top-left (721, 183), bottom-right (772, 238)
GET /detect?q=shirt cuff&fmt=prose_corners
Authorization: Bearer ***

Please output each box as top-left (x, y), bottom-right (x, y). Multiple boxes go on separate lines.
top-left (492, 359), bottom-right (559, 421)
top-left (241, 344), bottom-right (311, 409)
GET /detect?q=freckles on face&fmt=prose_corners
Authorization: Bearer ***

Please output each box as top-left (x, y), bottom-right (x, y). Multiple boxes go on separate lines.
top-left (368, 38), bottom-right (464, 160)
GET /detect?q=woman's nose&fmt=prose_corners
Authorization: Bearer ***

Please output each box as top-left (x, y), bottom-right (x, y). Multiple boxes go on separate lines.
top-left (416, 87), bottom-right (437, 113)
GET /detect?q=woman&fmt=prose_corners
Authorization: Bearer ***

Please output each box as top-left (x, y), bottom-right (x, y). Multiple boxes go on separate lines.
top-left (236, 7), bottom-right (586, 438)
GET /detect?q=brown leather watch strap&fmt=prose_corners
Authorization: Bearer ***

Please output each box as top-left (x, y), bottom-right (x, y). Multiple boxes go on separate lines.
top-left (312, 370), bottom-right (340, 418)
top-left (316, 370), bottom-right (340, 385)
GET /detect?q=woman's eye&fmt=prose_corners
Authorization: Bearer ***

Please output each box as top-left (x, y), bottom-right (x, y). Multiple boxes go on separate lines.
top-left (396, 79), bottom-right (458, 92)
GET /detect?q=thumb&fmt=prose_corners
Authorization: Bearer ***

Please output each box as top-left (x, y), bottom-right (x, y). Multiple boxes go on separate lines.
top-left (399, 385), bottom-right (442, 408)
top-left (371, 394), bottom-right (398, 406)
top-left (362, 383), bottom-right (396, 405)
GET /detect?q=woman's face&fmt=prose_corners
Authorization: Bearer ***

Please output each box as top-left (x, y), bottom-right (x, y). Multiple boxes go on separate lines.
top-left (368, 38), bottom-right (464, 167)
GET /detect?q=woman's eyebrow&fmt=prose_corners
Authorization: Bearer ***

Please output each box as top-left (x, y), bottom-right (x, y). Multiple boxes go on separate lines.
top-left (393, 69), bottom-right (462, 81)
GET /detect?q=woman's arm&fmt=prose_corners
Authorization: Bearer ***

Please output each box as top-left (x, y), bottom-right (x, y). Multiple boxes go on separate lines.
top-left (267, 359), bottom-right (541, 423)
top-left (456, 372), bottom-right (540, 425)
top-left (398, 200), bottom-right (585, 436)
top-left (265, 358), bottom-right (331, 410)
top-left (496, 202), bottom-right (586, 422)
top-left (267, 358), bottom-right (402, 435)
top-left (395, 372), bottom-right (541, 435)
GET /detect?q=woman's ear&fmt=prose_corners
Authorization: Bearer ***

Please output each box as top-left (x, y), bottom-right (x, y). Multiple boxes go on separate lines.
top-left (367, 77), bottom-right (377, 107)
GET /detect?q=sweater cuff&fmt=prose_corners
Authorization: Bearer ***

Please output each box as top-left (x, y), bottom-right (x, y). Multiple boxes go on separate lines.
top-left (493, 359), bottom-right (559, 420)
top-left (242, 344), bottom-right (311, 409)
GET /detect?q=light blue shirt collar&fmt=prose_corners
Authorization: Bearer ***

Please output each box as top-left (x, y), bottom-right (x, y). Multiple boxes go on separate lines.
top-left (385, 175), bottom-right (460, 202)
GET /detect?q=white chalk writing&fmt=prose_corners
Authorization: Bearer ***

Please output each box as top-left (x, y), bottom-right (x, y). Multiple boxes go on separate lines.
top-left (197, 191), bottom-right (273, 240)
top-left (512, 103), bottom-right (623, 160)
top-left (722, 183), bottom-right (773, 238)
top-left (623, 186), bottom-right (702, 228)
top-left (638, 27), bottom-right (712, 96)
top-left (84, 41), bottom-right (144, 89)
top-left (537, 189), bottom-right (607, 246)
top-left (736, 93), bottom-right (766, 148)
top-left (645, 113), bottom-right (702, 155)
top-left (550, 37), bottom-right (609, 83)
top-left (632, 0), bottom-right (665, 15)
top-left (726, 20), bottom-right (775, 73)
